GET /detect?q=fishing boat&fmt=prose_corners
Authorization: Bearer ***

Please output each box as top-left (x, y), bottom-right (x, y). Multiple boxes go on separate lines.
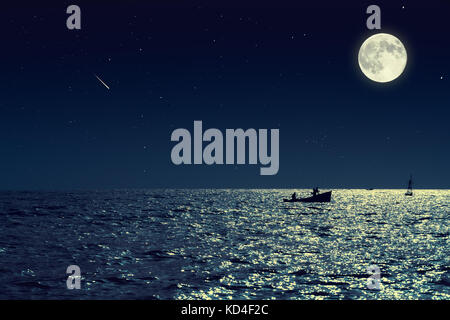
top-left (283, 191), bottom-right (332, 203)
top-left (405, 175), bottom-right (413, 196)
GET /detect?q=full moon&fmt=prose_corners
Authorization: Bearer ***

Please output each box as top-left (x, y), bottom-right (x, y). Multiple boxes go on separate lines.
top-left (358, 33), bottom-right (407, 83)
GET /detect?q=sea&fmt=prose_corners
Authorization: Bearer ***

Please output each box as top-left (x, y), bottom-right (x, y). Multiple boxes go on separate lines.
top-left (0, 189), bottom-right (448, 299)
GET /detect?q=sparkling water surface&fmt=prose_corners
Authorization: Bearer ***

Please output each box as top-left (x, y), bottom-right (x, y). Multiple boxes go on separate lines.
top-left (0, 189), bottom-right (448, 299)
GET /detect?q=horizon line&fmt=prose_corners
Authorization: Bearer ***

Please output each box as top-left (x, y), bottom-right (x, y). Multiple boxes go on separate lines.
top-left (0, 187), bottom-right (449, 192)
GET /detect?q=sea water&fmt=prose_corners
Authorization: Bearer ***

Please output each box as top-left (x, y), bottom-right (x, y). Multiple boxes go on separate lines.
top-left (0, 189), bottom-right (448, 299)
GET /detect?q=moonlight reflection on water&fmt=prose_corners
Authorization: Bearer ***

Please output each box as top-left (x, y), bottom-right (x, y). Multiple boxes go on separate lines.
top-left (0, 189), bottom-right (448, 299)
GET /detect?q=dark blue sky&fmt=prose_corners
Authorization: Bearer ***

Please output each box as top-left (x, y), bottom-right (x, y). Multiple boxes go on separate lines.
top-left (1, 0), bottom-right (449, 189)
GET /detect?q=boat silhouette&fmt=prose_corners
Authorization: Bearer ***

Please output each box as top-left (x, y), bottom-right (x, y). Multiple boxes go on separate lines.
top-left (405, 175), bottom-right (413, 196)
top-left (283, 191), bottom-right (332, 203)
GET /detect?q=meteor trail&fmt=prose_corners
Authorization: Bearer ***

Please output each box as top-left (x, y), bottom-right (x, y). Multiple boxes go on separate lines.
top-left (94, 74), bottom-right (110, 90)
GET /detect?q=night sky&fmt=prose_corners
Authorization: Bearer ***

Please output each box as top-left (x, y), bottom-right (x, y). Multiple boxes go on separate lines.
top-left (1, 0), bottom-right (449, 190)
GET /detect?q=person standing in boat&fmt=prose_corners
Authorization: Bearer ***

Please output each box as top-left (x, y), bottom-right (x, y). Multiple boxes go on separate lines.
top-left (291, 192), bottom-right (297, 200)
top-left (312, 187), bottom-right (319, 196)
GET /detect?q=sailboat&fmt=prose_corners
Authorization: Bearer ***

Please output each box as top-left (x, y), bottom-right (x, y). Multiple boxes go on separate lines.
top-left (405, 175), bottom-right (413, 196)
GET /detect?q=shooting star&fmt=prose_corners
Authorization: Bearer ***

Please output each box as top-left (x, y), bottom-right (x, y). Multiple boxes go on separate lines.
top-left (94, 74), bottom-right (110, 90)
